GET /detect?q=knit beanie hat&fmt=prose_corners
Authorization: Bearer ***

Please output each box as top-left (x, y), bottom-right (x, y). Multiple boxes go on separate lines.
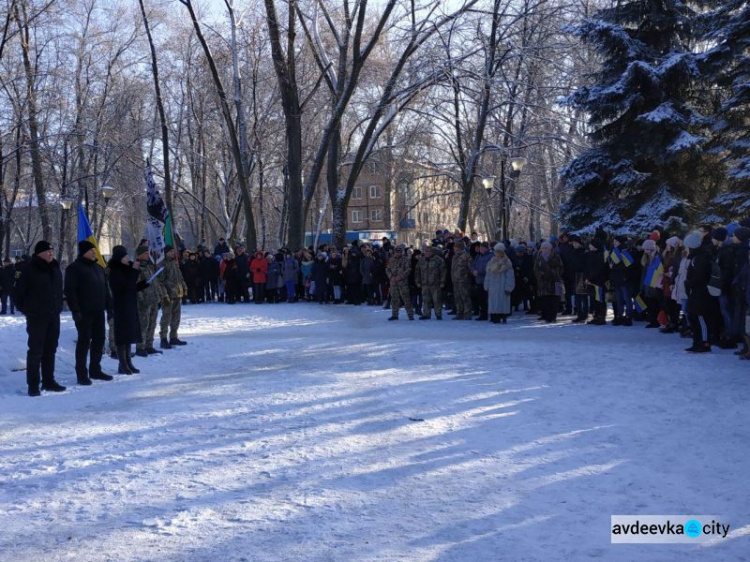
top-left (642, 239), bottom-right (657, 251)
top-left (135, 245), bottom-right (149, 257)
top-left (34, 240), bottom-right (53, 254)
top-left (494, 243), bottom-right (506, 252)
top-left (684, 232), bottom-right (702, 249)
top-left (711, 227), bottom-right (728, 242)
top-left (78, 240), bottom-right (96, 255)
top-left (111, 245), bottom-right (128, 263)
top-left (666, 236), bottom-right (681, 249)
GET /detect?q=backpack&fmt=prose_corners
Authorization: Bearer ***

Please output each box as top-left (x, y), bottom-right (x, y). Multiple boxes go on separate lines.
top-left (708, 257), bottom-right (723, 297)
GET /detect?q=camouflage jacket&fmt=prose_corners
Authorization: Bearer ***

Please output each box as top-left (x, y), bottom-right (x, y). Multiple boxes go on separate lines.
top-left (386, 254), bottom-right (411, 286)
top-left (162, 258), bottom-right (188, 300)
top-left (451, 250), bottom-right (473, 285)
top-left (137, 260), bottom-right (167, 307)
top-left (416, 255), bottom-right (446, 287)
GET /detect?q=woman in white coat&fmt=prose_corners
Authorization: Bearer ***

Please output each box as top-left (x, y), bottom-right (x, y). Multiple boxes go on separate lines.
top-left (484, 243), bottom-right (516, 324)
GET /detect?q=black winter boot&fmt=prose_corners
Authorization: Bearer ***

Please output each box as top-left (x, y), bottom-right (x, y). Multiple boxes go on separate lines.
top-left (125, 347), bottom-right (140, 374)
top-left (118, 345), bottom-right (133, 374)
top-left (169, 337), bottom-right (187, 346)
top-left (160, 338), bottom-right (172, 350)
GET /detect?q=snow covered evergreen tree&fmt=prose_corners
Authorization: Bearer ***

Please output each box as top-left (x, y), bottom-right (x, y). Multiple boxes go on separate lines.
top-left (560, 0), bottom-right (721, 234)
top-left (697, 0), bottom-right (750, 220)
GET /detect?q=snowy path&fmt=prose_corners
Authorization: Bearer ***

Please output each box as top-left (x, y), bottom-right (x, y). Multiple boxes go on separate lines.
top-left (1, 304), bottom-right (748, 561)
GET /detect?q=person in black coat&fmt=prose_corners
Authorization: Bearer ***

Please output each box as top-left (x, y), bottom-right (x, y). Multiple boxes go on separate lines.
top-left (684, 233), bottom-right (719, 353)
top-left (312, 252), bottom-right (330, 303)
top-left (568, 235), bottom-right (588, 322)
top-left (584, 240), bottom-right (609, 325)
top-left (14, 241), bottom-right (66, 396)
top-left (200, 250), bottom-right (219, 302)
top-left (108, 245), bottom-right (149, 374)
top-left (511, 244), bottom-right (535, 313)
top-left (181, 251), bottom-right (201, 304)
top-left (65, 240), bottom-right (114, 384)
top-left (1, 257), bottom-right (15, 314)
top-left (213, 237), bottom-right (230, 258)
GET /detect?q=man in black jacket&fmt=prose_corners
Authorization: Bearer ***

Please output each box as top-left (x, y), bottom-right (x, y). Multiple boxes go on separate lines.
top-left (14, 241), bottom-right (66, 396)
top-left (64, 240), bottom-right (114, 384)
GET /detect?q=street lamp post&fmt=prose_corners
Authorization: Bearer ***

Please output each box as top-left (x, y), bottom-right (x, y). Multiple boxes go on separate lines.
top-left (482, 156), bottom-right (527, 242)
top-left (504, 157), bottom-right (527, 241)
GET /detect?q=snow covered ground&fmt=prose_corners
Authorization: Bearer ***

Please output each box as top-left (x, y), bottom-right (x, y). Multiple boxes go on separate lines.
top-left (1, 303), bottom-right (748, 561)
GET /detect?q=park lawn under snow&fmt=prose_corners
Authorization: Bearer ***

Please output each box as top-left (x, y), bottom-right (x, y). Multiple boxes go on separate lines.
top-left (0, 303), bottom-right (748, 562)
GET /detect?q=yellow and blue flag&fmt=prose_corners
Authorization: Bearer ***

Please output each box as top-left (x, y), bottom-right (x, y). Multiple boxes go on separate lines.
top-left (612, 247), bottom-right (633, 267)
top-left (634, 294), bottom-right (648, 313)
top-left (77, 204), bottom-right (106, 268)
top-left (592, 284), bottom-right (605, 302)
top-left (645, 254), bottom-right (664, 288)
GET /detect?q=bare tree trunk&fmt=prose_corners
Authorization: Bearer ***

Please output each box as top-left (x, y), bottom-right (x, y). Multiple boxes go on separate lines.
top-left (180, 0), bottom-right (257, 249)
top-left (139, 0), bottom-right (174, 218)
top-left (15, 1), bottom-right (51, 241)
top-left (263, 0), bottom-right (303, 250)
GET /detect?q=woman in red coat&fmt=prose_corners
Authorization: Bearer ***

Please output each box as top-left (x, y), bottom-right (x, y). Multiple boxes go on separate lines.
top-left (250, 251), bottom-right (268, 303)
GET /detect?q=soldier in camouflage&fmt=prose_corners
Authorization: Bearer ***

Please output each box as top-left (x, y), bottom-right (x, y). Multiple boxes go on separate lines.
top-left (159, 245), bottom-right (189, 348)
top-left (415, 245), bottom-right (446, 320)
top-left (135, 245), bottom-right (166, 357)
top-left (386, 244), bottom-right (414, 320)
top-left (451, 240), bottom-right (474, 319)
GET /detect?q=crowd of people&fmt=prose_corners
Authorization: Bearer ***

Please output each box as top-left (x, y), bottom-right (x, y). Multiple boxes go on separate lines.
top-left (5, 219), bottom-right (750, 397)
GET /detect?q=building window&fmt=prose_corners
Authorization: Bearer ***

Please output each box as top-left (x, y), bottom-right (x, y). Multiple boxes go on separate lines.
top-left (369, 185), bottom-right (381, 199)
top-left (352, 210), bottom-right (362, 223)
top-left (352, 186), bottom-right (363, 200)
top-left (370, 208), bottom-right (382, 222)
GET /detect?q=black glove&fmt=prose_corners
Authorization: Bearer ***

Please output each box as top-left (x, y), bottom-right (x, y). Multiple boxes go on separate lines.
top-left (136, 280), bottom-right (149, 291)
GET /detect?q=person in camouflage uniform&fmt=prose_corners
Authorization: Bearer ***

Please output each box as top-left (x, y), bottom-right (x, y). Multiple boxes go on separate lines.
top-left (386, 244), bottom-right (414, 320)
top-left (451, 240), bottom-right (474, 319)
top-left (415, 245), bottom-right (446, 320)
top-left (160, 245), bottom-right (189, 348)
top-left (134, 245), bottom-right (166, 357)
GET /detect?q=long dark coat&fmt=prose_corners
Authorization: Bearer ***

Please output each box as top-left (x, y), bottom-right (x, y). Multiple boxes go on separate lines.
top-left (534, 252), bottom-right (564, 297)
top-left (686, 246), bottom-right (717, 316)
top-left (108, 260), bottom-right (143, 345)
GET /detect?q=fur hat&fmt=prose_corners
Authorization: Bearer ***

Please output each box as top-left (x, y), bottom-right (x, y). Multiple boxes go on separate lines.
top-left (494, 243), bottom-right (506, 253)
top-left (642, 239), bottom-right (657, 251)
top-left (34, 240), bottom-right (53, 255)
top-left (684, 232), bottom-right (702, 249)
top-left (77, 240), bottom-right (96, 256)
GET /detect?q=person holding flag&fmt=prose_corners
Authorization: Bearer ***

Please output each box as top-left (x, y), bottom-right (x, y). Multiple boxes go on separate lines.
top-left (640, 239), bottom-right (664, 328)
top-left (584, 239), bottom-right (608, 325)
top-left (608, 236), bottom-right (634, 326)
